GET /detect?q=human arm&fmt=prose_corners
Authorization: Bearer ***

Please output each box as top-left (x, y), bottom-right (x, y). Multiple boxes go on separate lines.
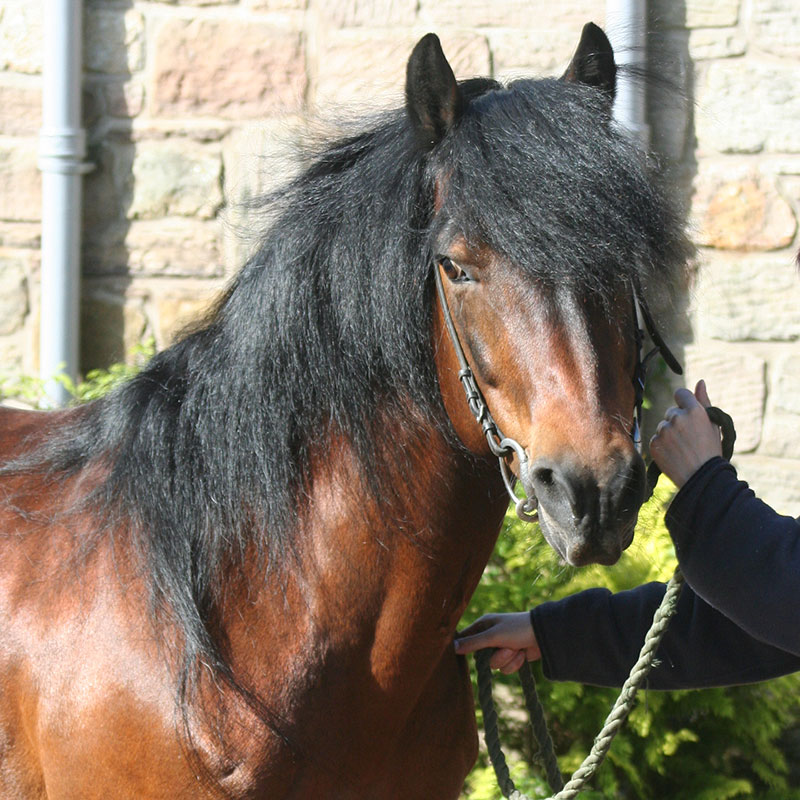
top-left (530, 579), bottom-right (800, 689)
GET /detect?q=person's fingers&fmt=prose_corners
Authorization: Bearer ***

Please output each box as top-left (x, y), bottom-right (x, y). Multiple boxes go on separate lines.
top-left (500, 651), bottom-right (526, 675)
top-left (453, 630), bottom-right (494, 655)
top-left (489, 648), bottom-right (519, 671)
top-left (673, 386), bottom-right (701, 411)
top-left (695, 379), bottom-right (712, 408)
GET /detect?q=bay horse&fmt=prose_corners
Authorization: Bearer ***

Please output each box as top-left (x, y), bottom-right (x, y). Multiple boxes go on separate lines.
top-left (0, 24), bottom-right (687, 799)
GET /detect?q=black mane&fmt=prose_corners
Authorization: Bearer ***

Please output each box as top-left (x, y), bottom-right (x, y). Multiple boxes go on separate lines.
top-left (4, 74), bottom-right (689, 694)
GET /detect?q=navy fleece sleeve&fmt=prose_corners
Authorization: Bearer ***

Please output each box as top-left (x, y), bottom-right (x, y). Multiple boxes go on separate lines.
top-left (531, 581), bottom-right (800, 689)
top-left (667, 457), bottom-right (800, 656)
top-left (531, 458), bottom-right (800, 689)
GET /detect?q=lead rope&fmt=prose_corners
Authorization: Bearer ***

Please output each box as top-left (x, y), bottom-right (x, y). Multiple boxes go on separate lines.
top-left (476, 406), bottom-right (736, 800)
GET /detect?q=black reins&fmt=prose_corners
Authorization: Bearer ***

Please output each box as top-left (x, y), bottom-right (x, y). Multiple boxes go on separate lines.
top-left (434, 261), bottom-right (539, 523)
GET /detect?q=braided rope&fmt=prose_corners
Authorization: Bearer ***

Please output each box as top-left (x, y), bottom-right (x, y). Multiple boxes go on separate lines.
top-left (477, 567), bottom-right (685, 800)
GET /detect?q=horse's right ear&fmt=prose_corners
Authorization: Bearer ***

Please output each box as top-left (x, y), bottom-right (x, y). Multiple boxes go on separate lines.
top-left (562, 22), bottom-right (617, 101)
top-left (405, 34), bottom-right (465, 151)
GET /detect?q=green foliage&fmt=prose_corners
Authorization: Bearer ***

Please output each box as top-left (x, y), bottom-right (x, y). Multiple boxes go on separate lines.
top-left (0, 340), bottom-right (155, 407)
top-left (460, 479), bottom-right (800, 799)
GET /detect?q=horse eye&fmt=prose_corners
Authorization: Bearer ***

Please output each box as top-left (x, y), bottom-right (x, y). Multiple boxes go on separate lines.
top-left (438, 256), bottom-right (467, 283)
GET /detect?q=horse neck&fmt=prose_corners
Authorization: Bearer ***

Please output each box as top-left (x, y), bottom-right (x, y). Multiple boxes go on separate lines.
top-left (224, 418), bottom-right (508, 700)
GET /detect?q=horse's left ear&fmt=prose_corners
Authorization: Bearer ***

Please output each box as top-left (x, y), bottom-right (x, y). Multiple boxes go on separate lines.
top-left (562, 22), bottom-right (617, 101)
top-left (406, 34), bottom-right (466, 151)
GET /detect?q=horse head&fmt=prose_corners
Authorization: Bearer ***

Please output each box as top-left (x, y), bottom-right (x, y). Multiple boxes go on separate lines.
top-left (407, 25), bottom-right (684, 566)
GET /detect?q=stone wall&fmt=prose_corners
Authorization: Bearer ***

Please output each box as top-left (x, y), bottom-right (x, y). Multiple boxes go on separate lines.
top-left (0, 0), bottom-right (798, 511)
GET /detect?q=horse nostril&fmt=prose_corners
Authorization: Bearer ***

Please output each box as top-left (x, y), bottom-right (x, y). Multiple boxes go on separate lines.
top-left (534, 467), bottom-right (554, 487)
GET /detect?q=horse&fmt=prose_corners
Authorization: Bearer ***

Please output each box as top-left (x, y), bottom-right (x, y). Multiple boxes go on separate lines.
top-left (0, 23), bottom-right (688, 799)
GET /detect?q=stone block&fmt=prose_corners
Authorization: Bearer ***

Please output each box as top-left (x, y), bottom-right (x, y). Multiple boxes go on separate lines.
top-left (103, 81), bottom-right (146, 119)
top-left (0, 223), bottom-right (40, 249)
top-left (688, 29), bottom-right (747, 60)
top-left (0, 80), bottom-right (42, 136)
top-left (731, 455), bottom-right (800, 516)
top-left (490, 29), bottom-right (588, 79)
top-left (319, 0), bottom-right (416, 27)
top-left (126, 219), bottom-right (224, 278)
top-left (151, 18), bottom-right (305, 119)
top-left (0, 0), bottom-right (44, 74)
top-left (753, 0), bottom-right (800, 58)
top-left (693, 254), bottom-right (800, 342)
top-left (0, 251), bottom-right (29, 335)
top-left (315, 32), bottom-right (489, 109)
top-left (81, 291), bottom-right (147, 369)
top-left (85, 8), bottom-right (145, 74)
top-left (683, 346), bottom-right (766, 453)
top-left (83, 219), bottom-right (224, 279)
top-left (696, 61), bottom-right (800, 154)
top-left (654, 0), bottom-right (740, 28)
top-left (248, 0), bottom-right (307, 8)
top-left (0, 143), bottom-right (41, 223)
top-left (419, 0), bottom-right (599, 29)
top-left (129, 141), bottom-right (223, 220)
top-left (771, 353), bottom-right (800, 415)
top-left (693, 172), bottom-right (796, 251)
top-left (155, 290), bottom-right (223, 347)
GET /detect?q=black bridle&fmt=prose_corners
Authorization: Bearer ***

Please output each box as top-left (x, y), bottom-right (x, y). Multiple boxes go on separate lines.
top-left (433, 263), bottom-right (683, 522)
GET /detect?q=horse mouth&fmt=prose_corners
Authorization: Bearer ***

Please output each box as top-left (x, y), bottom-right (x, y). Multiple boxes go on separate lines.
top-left (537, 505), bottom-right (636, 567)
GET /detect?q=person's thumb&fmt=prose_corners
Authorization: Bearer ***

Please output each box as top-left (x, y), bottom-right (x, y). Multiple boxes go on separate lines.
top-left (695, 379), bottom-right (712, 408)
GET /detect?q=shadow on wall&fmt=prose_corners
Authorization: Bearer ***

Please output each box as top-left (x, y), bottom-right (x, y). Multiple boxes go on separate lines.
top-left (80, 0), bottom-right (136, 373)
top-left (642, 0), bottom-right (695, 441)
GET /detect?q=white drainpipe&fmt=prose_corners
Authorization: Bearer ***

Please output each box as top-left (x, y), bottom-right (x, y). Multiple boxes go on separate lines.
top-left (38, 0), bottom-right (91, 407)
top-left (605, 0), bottom-right (650, 149)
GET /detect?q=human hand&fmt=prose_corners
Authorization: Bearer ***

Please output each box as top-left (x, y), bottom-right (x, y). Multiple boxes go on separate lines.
top-left (649, 379), bottom-right (723, 488)
top-left (453, 612), bottom-right (540, 674)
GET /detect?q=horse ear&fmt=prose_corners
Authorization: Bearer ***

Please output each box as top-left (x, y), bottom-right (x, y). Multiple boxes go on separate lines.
top-left (405, 34), bottom-right (466, 151)
top-left (562, 22), bottom-right (617, 100)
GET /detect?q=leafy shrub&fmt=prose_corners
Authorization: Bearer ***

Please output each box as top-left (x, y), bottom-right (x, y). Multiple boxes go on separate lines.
top-left (460, 479), bottom-right (800, 799)
top-left (0, 340), bottom-right (155, 407)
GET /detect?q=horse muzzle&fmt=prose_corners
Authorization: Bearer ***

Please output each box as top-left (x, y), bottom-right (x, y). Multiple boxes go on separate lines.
top-left (525, 451), bottom-right (645, 567)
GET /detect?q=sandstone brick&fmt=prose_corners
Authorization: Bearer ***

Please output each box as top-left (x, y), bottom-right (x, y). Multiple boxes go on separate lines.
top-left (693, 173), bottom-right (796, 251)
top-left (688, 28), bottom-right (747, 60)
top-left (771, 353), bottom-right (800, 416)
top-left (490, 28), bottom-right (586, 79)
top-left (696, 61), bottom-right (800, 154)
top-left (0, 80), bottom-right (42, 136)
top-left (85, 8), bottom-right (145, 74)
top-left (155, 291), bottom-right (223, 347)
top-left (83, 219), bottom-right (224, 279)
top-left (147, 0), bottom-right (238, 5)
top-left (81, 292), bottom-right (147, 369)
top-left (151, 19), bottom-right (305, 119)
top-left (753, 0), bottom-right (800, 58)
top-left (126, 219), bottom-right (224, 278)
top-left (683, 346), bottom-right (766, 453)
top-left (103, 81), bottom-right (146, 119)
top-left (0, 252), bottom-right (29, 335)
top-left (0, 0), bottom-right (44, 74)
top-left (693, 254), bottom-right (800, 342)
top-left (731, 455), bottom-right (800, 516)
top-left (655, 0), bottom-right (740, 28)
top-left (319, 0), bottom-right (416, 27)
top-left (0, 144), bottom-right (41, 223)
top-left (762, 354), bottom-right (800, 459)
top-left (315, 32), bottom-right (490, 109)
top-left (247, 0), bottom-right (307, 9)
top-left (83, 139), bottom-right (136, 233)
top-left (129, 141), bottom-right (223, 220)
top-left (419, 0), bottom-right (600, 29)
top-left (0, 223), bottom-right (40, 249)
